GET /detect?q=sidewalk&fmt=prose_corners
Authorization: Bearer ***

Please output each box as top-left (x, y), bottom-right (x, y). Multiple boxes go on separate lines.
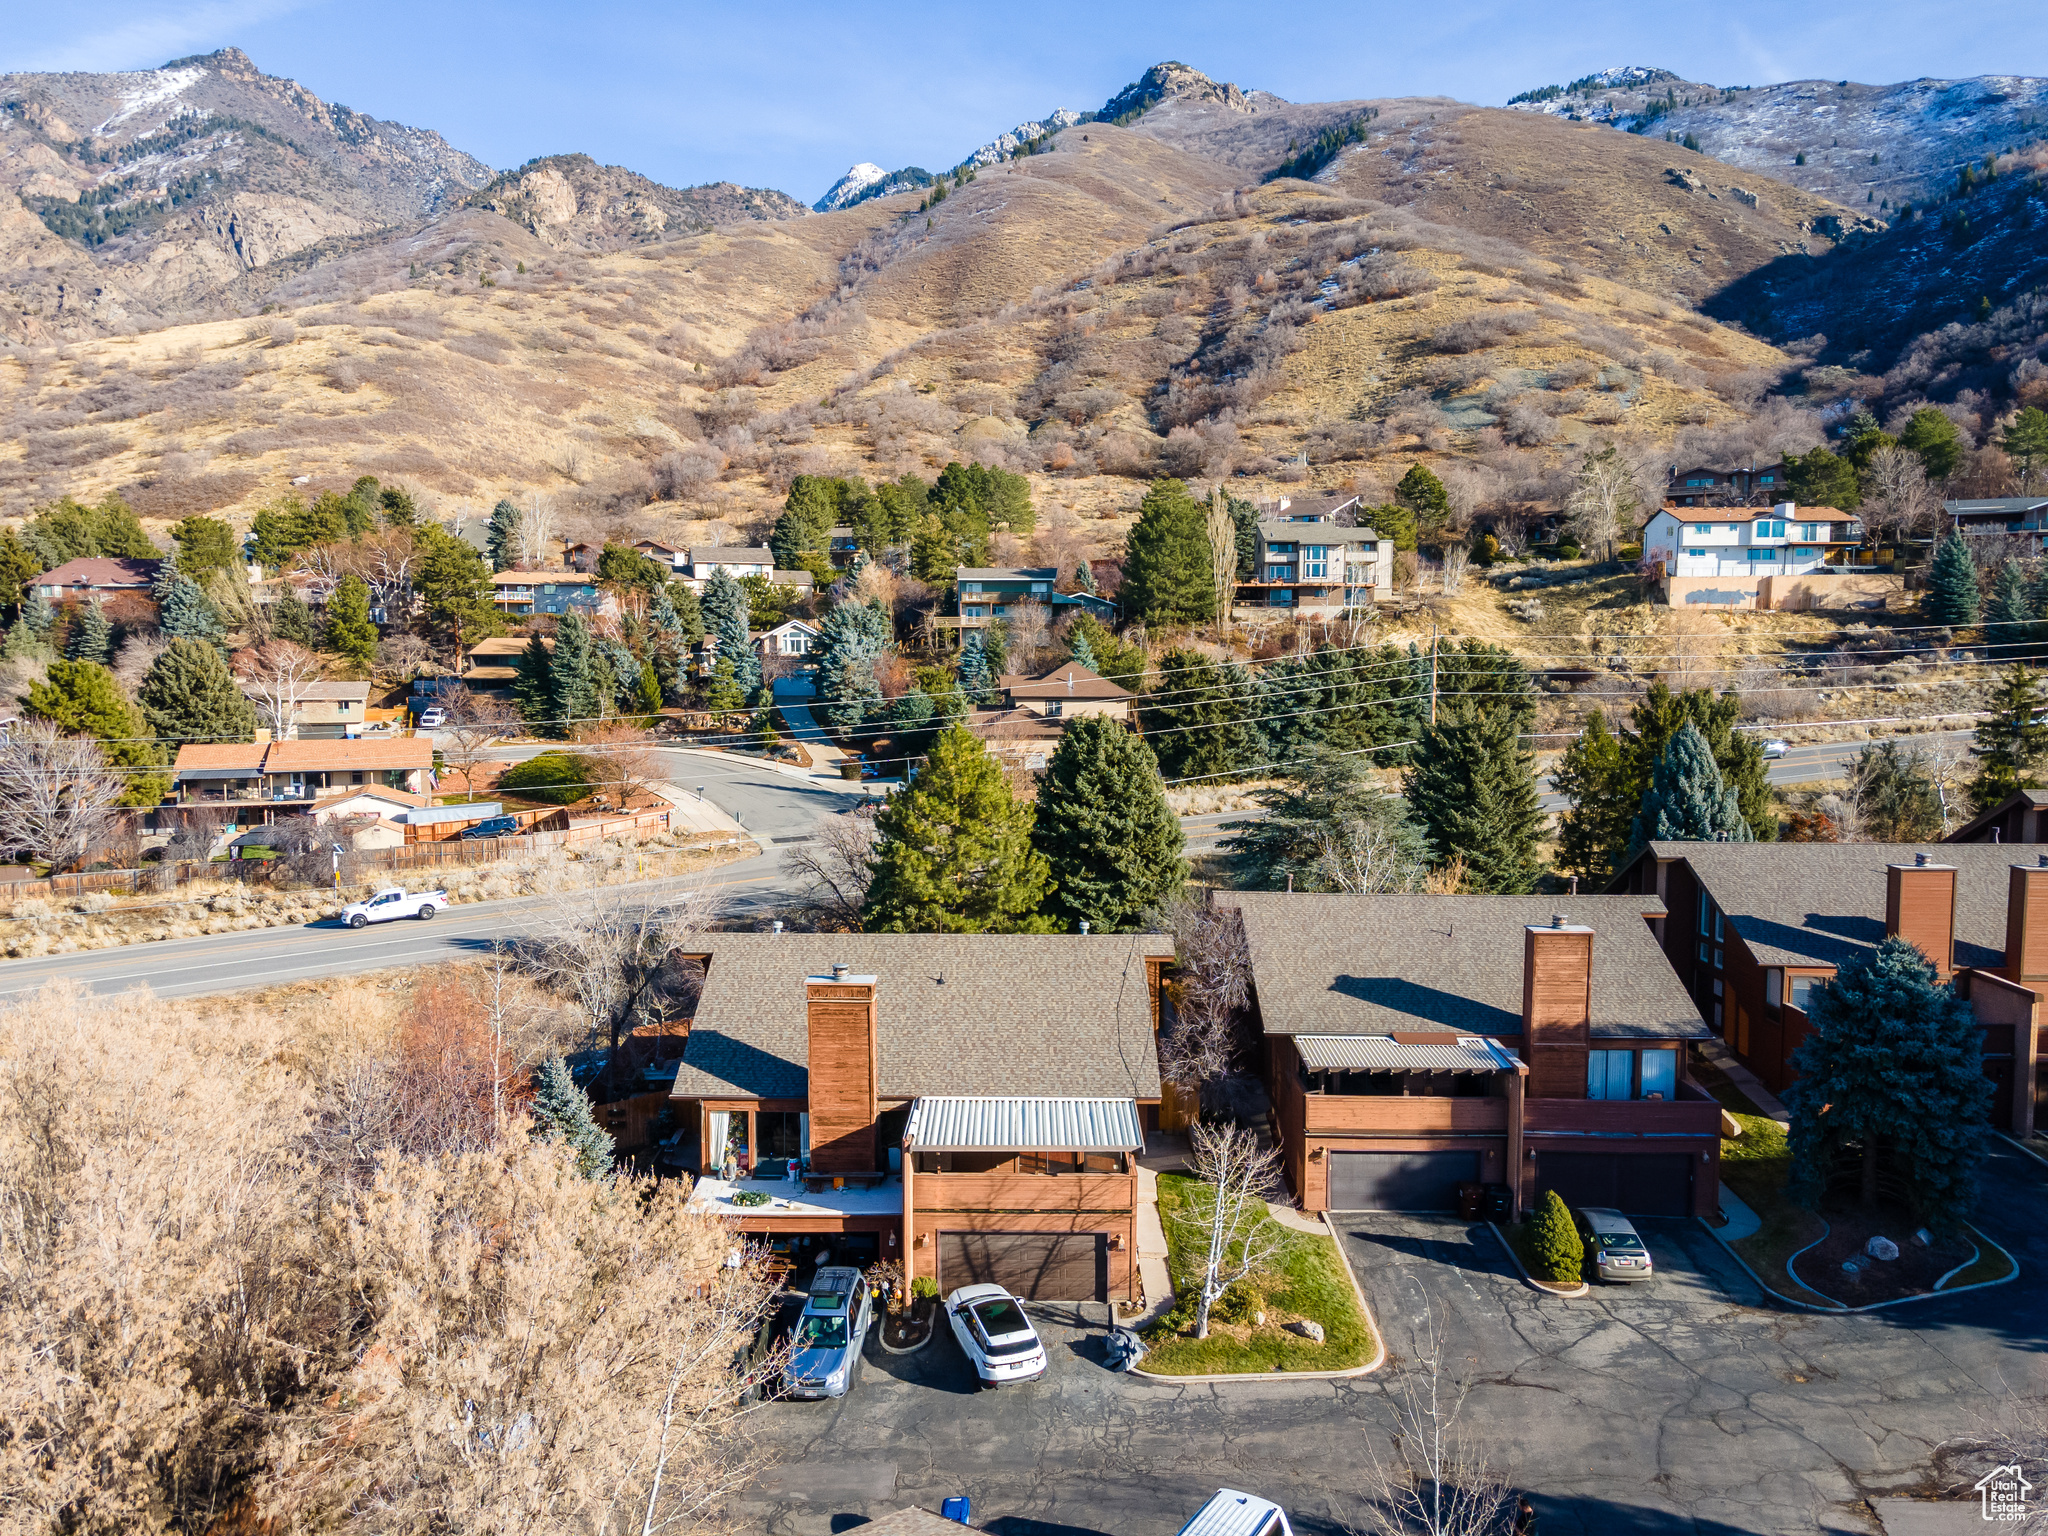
top-left (646, 785), bottom-right (752, 842)
top-left (775, 701), bottom-right (849, 772)
top-left (1698, 1037), bottom-right (1791, 1125)
top-left (1129, 1132), bottom-right (1190, 1325)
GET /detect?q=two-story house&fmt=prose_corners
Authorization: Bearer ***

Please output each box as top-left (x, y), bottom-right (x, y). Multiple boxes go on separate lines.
top-left (1239, 517), bottom-right (1391, 613)
top-left (1666, 463), bottom-right (1787, 507)
top-left (1220, 892), bottom-right (1721, 1219)
top-left (238, 681), bottom-right (369, 740)
top-left (1639, 502), bottom-right (1866, 609)
top-left (1612, 842), bottom-right (2041, 1139)
top-left (170, 738), bottom-right (435, 823)
top-left (667, 933), bottom-right (1173, 1303)
top-left (489, 571), bottom-right (617, 618)
top-left (1946, 496), bottom-right (2048, 548)
top-left (952, 568), bottom-right (1119, 630)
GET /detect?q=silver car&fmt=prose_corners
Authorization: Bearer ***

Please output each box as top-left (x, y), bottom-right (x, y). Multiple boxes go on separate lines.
top-left (781, 1266), bottom-right (872, 1399)
top-left (1577, 1207), bottom-right (1654, 1283)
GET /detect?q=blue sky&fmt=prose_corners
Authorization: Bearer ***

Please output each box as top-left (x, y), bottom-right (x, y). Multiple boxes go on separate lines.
top-left (8, 1), bottom-right (2045, 204)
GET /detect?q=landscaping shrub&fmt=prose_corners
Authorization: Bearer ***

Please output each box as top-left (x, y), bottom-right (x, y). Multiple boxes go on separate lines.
top-left (1528, 1189), bottom-right (1584, 1282)
top-left (497, 750), bottom-right (599, 804)
top-left (1211, 1279), bottom-right (1260, 1325)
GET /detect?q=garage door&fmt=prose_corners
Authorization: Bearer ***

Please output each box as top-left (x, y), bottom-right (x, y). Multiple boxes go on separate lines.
top-left (1327, 1151), bottom-right (1481, 1211)
top-left (938, 1232), bottom-right (1107, 1302)
top-left (1536, 1153), bottom-right (1692, 1217)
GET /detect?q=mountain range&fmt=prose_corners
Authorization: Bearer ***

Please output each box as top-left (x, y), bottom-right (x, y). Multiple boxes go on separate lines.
top-left (0, 50), bottom-right (2041, 539)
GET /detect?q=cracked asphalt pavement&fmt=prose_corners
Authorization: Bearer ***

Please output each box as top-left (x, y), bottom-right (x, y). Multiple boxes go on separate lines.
top-left (739, 1142), bottom-right (2048, 1534)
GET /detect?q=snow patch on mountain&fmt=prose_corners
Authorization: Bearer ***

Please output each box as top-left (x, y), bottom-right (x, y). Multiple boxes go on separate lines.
top-left (94, 65), bottom-right (204, 135)
top-left (813, 162), bottom-right (889, 212)
top-left (958, 109), bottom-right (1083, 169)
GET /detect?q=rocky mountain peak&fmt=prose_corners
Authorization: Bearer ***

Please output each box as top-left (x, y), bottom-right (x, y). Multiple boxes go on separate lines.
top-left (1097, 62), bottom-right (1257, 124)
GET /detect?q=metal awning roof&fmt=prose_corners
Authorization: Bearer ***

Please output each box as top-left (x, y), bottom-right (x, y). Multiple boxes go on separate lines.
top-left (1295, 1036), bottom-right (1515, 1074)
top-left (904, 1096), bottom-right (1144, 1152)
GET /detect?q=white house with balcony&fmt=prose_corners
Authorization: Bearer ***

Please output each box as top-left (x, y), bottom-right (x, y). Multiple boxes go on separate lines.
top-left (1639, 502), bottom-right (1881, 610)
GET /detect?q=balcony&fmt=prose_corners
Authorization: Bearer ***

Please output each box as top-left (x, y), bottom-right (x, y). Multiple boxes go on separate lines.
top-left (911, 1170), bottom-right (1136, 1214)
top-left (1523, 1087), bottom-right (1721, 1138)
top-left (1304, 1096), bottom-right (1509, 1136)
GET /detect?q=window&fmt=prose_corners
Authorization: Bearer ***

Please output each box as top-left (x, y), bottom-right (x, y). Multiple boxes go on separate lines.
top-left (1748, 548), bottom-right (1777, 561)
top-left (1362, 541), bottom-right (1378, 553)
top-left (1302, 545), bottom-right (1330, 579)
top-left (1799, 523), bottom-right (1819, 540)
top-left (1030, 582), bottom-right (1049, 594)
top-left (1697, 941), bottom-right (1709, 964)
top-left (1690, 524), bottom-right (1711, 534)
top-left (1713, 912), bottom-right (1723, 942)
top-left (1686, 477), bottom-right (1714, 487)
top-left (1713, 949), bottom-right (1723, 970)
top-left (1269, 589), bottom-right (1294, 606)
top-left (1758, 473), bottom-right (1776, 485)
top-left (1269, 542), bottom-right (1296, 554)
top-left (1045, 700), bottom-right (1063, 718)
top-left (1639, 1049), bottom-right (1677, 1101)
top-left (1587, 1051), bottom-right (1633, 1100)
top-left (1684, 547), bottom-right (1707, 557)
top-left (1699, 900), bottom-right (1711, 937)
top-left (1790, 976), bottom-right (1815, 1012)
top-left (1265, 565), bottom-right (1292, 582)
top-left (961, 582), bottom-right (981, 593)
top-left (1765, 969), bottom-right (1783, 1009)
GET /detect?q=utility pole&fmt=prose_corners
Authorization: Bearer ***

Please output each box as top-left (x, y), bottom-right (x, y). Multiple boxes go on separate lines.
top-left (1428, 622), bottom-right (1439, 727)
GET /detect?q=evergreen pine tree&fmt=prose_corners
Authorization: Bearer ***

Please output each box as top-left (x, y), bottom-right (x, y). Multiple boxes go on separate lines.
top-left (1627, 723), bottom-right (1752, 849)
top-left (1923, 532), bottom-right (1981, 627)
top-left (1982, 557), bottom-right (2033, 654)
top-left (1899, 406), bottom-right (1964, 482)
top-left (1527, 1190), bottom-right (1585, 1282)
top-left (1404, 703), bottom-right (1546, 893)
top-left (2001, 405), bottom-right (2048, 490)
top-left (66, 598), bottom-right (113, 664)
top-left (22, 589), bottom-right (56, 641)
top-left (485, 498), bottom-right (520, 571)
top-left (636, 658), bottom-right (663, 716)
top-left (862, 724), bottom-right (1056, 933)
top-left (269, 588), bottom-right (317, 645)
top-left (549, 613), bottom-right (600, 730)
top-left (324, 575), bottom-right (379, 670)
top-left (704, 657), bottom-right (746, 713)
top-left (138, 638), bottom-right (259, 746)
top-left (1783, 936), bottom-right (1990, 1216)
top-left (153, 558), bottom-right (221, 644)
top-left (512, 632), bottom-right (554, 726)
top-left (955, 630), bottom-right (993, 701)
top-left (21, 660), bottom-right (169, 805)
top-left (1968, 665), bottom-right (2048, 810)
top-left (1139, 648), bottom-right (1257, 782)
top-left (701, 568), bottom-right (760, 696)
top-left (815, 598), bottom-right (892, 730)
top-left (1120, 478), bottom-right (1217, 626)
top-left (1552, 710), bottom-right (1631, 884)
top-left (1032, 715), bottom-right (1187, 931)
top-left (1073, 559), bottom-right (1097, 594)
top-left (1068, 627), bottom-right (1099, 672)
top-left (4, 621), bottom-right (49, 662)
top-left (1395, 463), bottom-right (1452, 533)
top-left (530, 1054), bottom-right (615, 1178)
top-left (1219, 748), bottom-right (1429, 892)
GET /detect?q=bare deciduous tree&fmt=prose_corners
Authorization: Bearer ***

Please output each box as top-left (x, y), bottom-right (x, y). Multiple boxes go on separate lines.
top-left (1172, 1121), bottom-right (1289, 1339)
top-left (1355, 1301), bottom-right (1517, 1536)
top-left (1311, 818), bottom-right (1427, 894)
top-left (233, 639), bottom-right (323, 739)
top-left (518, 493), bottom-right (561, 569)
top-left (1207, 489), bottom-right (1238, 635)
top-left (576, 720), bottom-right (661, 806)
top-left (530, 887), bottom-right (715, 1061)
top-left (1439, 544), bottom-right (1470, 596)
top-left (1862, 444), bottom-right (1940, 545)
top-left (0, 723), bottom-right (124, 872)
top-left (1564, 445), bottom-right (1642, 562)
top-left (438, 682), bottom-right (521, 800)
top-left (785, 806), bottom-right (880, 931)
top-left (1156, 897), bottom-right (1252, 1090)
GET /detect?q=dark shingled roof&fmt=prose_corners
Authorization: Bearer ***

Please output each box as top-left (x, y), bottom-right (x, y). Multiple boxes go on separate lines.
top-left (672, 933), bottom-right (1173, 1102)
top-left (1217, 892), bottom-right (1704, 1041)
top-left (1947, 788), bottom-right (2048, 844)
top-left (1647, 841), bottom-right (2035, 971)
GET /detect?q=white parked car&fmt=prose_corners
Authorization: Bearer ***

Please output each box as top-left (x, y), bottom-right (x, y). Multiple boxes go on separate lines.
top-left (944, 1284), bottom-right (1047, 1386)
top-left (1178, 1489), bottom-right (1294, 1536)
top-left (1761, 739), bottom-right (1789, 759)
top-left (416, 706), bottom-right (447, 729)
top-left (341, 887), bottom-right (448, 927)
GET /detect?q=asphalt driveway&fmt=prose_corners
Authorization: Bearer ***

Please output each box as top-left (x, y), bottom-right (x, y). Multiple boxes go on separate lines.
top-left (739, 1144), bottom-right (2048, 1535)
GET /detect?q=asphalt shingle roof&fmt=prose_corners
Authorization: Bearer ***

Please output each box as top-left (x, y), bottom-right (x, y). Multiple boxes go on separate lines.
top-left (673, 933), bottom-right (1172, 1101)
top-left (1646, 841), bottom-right (2036, 971)
top-left (1217, 892), bottom-right (1704, 1041)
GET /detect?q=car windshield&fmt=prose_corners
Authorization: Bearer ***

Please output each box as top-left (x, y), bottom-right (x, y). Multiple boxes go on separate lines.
top-left (1594, 1233), bottom-right (1646, 1251)
top-left (793, 1315), bottom-right (848, 1350)
top-left (971, 1298), bottom-right (1032, 1341)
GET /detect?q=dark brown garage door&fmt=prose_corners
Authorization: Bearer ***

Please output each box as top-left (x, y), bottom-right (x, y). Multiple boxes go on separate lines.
top-left (938, 1232), bottom-right (1107, 1301)
top-left (1327, 1151), bottom-right (1482, 1211)
top-left (1535, 1153), bottom-right (1692, 1217)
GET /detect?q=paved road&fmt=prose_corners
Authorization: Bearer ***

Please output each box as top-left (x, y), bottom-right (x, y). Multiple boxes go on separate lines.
top-left (740, 1142), bottom-right (2048, 1533)
top-left (0, 748), bottom-right (869, 1002)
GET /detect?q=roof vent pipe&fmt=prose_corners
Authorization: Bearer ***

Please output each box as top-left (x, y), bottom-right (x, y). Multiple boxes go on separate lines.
top-left (771, 920), bottom-right (783, 934)
top-left (2038, 854), bottom-right (2047, 868)
top-left (1551, 912), bottom-right (1567, 929)
top-left (1916, 851), bottom-right (1930, 867)
top-left (1079, 920), bottom-right (1090, 935)
top-left (832, 962), bottom-right (849, 980)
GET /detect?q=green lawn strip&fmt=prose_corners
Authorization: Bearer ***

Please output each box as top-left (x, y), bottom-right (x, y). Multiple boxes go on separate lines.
top-left (1716, 1109), bottom-right (1840, 1307)
top-left (1939, 1231), bottom-right (2017, 1290)
top-left (1143, 1173), bottom-right (1373, 1376)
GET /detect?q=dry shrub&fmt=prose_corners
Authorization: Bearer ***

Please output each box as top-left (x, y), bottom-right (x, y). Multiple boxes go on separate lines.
top-left (1430, 313), bottom-right (1535, 354)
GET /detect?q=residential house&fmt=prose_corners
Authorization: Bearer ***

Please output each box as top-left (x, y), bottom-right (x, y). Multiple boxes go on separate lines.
top-left (633, 539), bottom-right (685, 568)
top-left (757, 619), bottom-right (820, 659)
top-left (1950, 789), bottom-right (2048, 846)
top-left (1945, 496), bottom-right (2048, 547)
top-left (31, 556), bottom-right (162, 605)
top-left (950, 568), bottom-right (1119, 633)
top-left (1238, 519), bottom-right (1391, 613)
top-left (489, 571), bottom-right (616, 618)
top-left (1638, 503), bottom-right (1876, 609)
top-left (1611, 842), bottom-right (2041, 1138)
top-left (1665, 463), bottom-right (1788, 507)
top-left (239, 680), bottom-right (369, 739)
top-left (171, 737), bottom-right (435, 821)
top-left (562, 541), bottom-right (601, 573)
top-left (462, 634), bottom-right (547, 688)
top-left (667, 934), bottom-right (1173, 1303)
top-left (994, 662), bottom-right (1134, 723)
top-left (963, 708), bottom-right (1067, 772)
top-left (685, 546), bottom-right (775, 580)
top-left (1221, 892), bottom-right (1721, 1219)
top-left (307, 785), bottom-right (431, 849)
top-left (828, 525), bottom-right (861, 567)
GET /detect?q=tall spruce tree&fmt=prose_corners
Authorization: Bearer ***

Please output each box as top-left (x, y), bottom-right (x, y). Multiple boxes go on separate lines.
top-left (21, 660), bottom-right (169, 805)
top-left (862, 724), bottom-right (1055, 933)
top-left (485, 499), bottom-right (520, 572)
top-left (1783, 936), bottom-right (1990, 1216)
top-left (1968, 665), bottom-right (2048, 810)
top-left (1068, 627), bottom-right (1099, 672)
top-left (1627, 723), bottom-right (1752, 850)
top-left (1140, 648), bottom-right (1257, 782)
top-left (1395, 463), bottom-right (1451, 533)
top-left (1552, 711), bottom-right (1631, 883)
top-left (138, 638), bottom-right (258, 746)
top-left (1923, 532), bottom-right (1981, 627)
top-left (269, 588), bottom-right (317, 645)
top-left (66, 598), bottom-right (113, 664)
top-left (529, 1055), bottom-right (615, 1178)
top-left (1405, 702), bottom-right (1545, 892)
top-left (153, 558), bottom-right (221, 644)
top-left (1031, 714), bottom-right (1187, 931)
top-left (1120, 478), bottom-right (1217, 626)
top-left (815, 598), bottom-right (891, 729)
top-left (512, 632), bottom-right (554, 726)
top-left (700, 568), bottom-right (760, 696)
top-left (1982, 557), bottom-right (2033, 654)
top-left (955, 630), bottom-right (993, 701)
top-left (549, 612), bottom-right (600, 731)
top-left (1220, 748), bottom-right (1429, 892)
top-left (324, 575), bottom-right (379, 670)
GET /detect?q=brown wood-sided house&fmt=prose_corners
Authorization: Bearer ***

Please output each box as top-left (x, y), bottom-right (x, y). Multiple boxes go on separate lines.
top-left (666, 933), bottom-right (1173, 1304)
top-left (1948, 789), bottom-right (2048, 846)
top-left (1611, 842), bottom-right (2042, 1139)
top-left (1220, 893), bottom-right (1722, 1220)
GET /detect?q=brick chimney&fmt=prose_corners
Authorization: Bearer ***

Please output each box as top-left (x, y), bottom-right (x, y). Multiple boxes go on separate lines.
top-left (805, 967), bottom-right (880, 1173)
top-left (2005, 857), bottom-right (2048, 987)
top-left (1522, 914), bottom-right (1593, 1099)
top-left (1885, 855), bottom-right (1957, 977)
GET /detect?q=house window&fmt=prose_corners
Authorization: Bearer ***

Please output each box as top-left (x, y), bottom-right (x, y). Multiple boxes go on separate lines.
top-left (1686, 477), bottom-right (1714, 487)
top-left (1794, 547), bottom-right (1819, 559)
top-left (1025, 753), bottom-right (1047, 769)
top-left (1690, 524), bottom-right (1711, 534)
top-left (1799, 524), bottom-right (1819, 540)
top-left (1758, 473), bottom-right (1776, 485)
top-left (1685, 548), bottom-right (1707, 557)
top-left (1301, 546), bottom-right (1330, 579)
top-left (1030, 583), bottom-right (1049, 594)
top-left (961, 582), bottom-right (981, 593)
top-left (1587, 1051), bottom-right (1634, 1100)
top-left (1698, 941), bottom-right (1709, 964)
top-left (1045, 701), bottom-right (1063, 718)
top-left (1790, 976), bottom-right (1816, 1012)
top-left (756, 1111), bottom-right (802, 1161)
top-left (1765, 969), bottom-right (1782, 1009)
top-left (1699, 900), bottom-right (1711, 937)
top-left (1713, 949), bottom-right (1723, 970)
top-left (1713, 912), bottom-right (1723, 942)
top-left (1748, 548), bottom-right (1777, 561)
top-left (1639, 1049), bottom-right (1676, 1101)
top-left (1269, 542), bottom-right (1296, 554)
top-left (1269, 589), bottom-right (1294, 606)
top-left (1265, 565), bottom-right (1292, 581)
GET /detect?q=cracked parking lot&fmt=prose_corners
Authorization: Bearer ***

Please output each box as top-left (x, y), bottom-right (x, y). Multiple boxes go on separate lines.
top-left (740, 1143), bottom-right (2048, 1534)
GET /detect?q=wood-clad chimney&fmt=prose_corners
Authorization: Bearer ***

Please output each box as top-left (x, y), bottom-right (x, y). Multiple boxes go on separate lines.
top-left (805, 967), bottom-right (879, 1173)
top-left (1885, 856), bottom-right (1957, 977)
top-left (1522, 914), bottom-right (1593, 1099)
top-left (2005, 857), bottom-right (2048, 987)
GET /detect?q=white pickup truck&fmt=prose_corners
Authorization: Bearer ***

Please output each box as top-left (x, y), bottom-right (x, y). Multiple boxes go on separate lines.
top-left (341, 887), bottom-right (449, 928)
